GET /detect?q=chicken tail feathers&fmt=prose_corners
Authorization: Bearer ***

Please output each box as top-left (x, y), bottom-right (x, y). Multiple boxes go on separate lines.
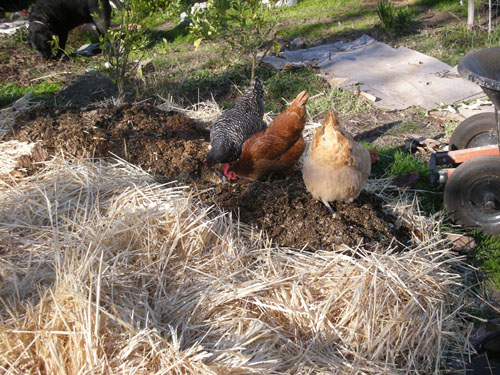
top-left (234, 77), bottom-right (265, 118)
top-left (291, 90), bottom-right (309, 109)
top-left (252, 77), bottom-right (263, 94)
top-left (323, 110), bottom-right (338, 127)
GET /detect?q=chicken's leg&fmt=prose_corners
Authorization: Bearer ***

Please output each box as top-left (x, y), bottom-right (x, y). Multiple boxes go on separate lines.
top-left (322, 200), bottom-right (337, 217)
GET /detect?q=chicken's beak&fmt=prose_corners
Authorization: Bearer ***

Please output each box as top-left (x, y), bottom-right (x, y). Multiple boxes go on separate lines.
top-left (204, 159), bottom-right (215, 168)
top-left (369, 148), bottom-right (379, 164)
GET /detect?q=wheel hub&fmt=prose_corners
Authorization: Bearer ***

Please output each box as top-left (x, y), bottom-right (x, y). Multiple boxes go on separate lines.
top-left (468, 130), bottom-right (498, 148)
top-left (485, 200), bottom-right (496, 211)
top-left (484, 193), bottom-right (498, 211)
top-left (465, 179), bottom-right (500, 225)
top-left (443, 154), bottom-right (500, 235)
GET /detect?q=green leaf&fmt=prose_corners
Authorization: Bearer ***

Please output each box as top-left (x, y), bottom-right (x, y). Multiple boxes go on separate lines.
top-left (194, 38), bottom-right (203, 49)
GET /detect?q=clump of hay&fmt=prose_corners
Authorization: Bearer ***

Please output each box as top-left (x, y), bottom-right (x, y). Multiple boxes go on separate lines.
top-left (158, 96), bottom-right (275, 131)
top-left (0, 93), bottom-right (35, 140)
top-left (0, 153), bottom-right (473, 374)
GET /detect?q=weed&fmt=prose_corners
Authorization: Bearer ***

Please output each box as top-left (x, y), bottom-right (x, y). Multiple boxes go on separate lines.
top-left (371, 148), bottom-right (431, 190)
top-left (394, 6), bottom-right (413, 30)
top-left (370, 147), bottom-right (444, 213)
top-left (444, 122), bottom-right (458, 137)
top-left (377, 0), bottom-right (414, 32)
top-left (377, 0), bottom-right (397, 30)
top-left (389, 149), bottom-right (428, 178)
top-left (10, 27), bottom-right (28, 47)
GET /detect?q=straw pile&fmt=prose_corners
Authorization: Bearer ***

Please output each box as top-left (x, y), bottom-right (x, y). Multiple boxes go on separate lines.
top-left (0, 93), bottom-right (34, 140)
top-left (0, 149), bottom-right (472, 374)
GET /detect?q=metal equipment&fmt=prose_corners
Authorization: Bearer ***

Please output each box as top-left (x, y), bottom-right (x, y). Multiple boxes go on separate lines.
top-left (430, 47), bottom-right (500, 235)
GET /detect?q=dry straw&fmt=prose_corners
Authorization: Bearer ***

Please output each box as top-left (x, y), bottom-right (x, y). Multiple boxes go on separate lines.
top-left (0, 93), bottom-right (35, 140)
top-left (0, 146), bottom-right (473, 374)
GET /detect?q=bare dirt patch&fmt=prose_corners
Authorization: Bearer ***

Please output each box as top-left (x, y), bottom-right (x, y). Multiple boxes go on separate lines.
top-left (0, 36), bottom-right (81, 87)
top-left (56, 74), bottom-right (117, 107)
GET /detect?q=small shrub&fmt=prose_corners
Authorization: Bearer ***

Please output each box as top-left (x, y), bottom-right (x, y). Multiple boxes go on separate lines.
top-left (100, 5), bottom-right (149, 98)
top-left (189, 0), bottom-right (282, 81)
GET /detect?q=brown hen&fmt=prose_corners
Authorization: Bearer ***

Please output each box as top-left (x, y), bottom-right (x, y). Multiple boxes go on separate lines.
top-left (224, 90), bottom-right (309, 180)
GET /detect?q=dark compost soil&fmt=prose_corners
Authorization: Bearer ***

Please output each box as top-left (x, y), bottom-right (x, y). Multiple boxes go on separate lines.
top-left (6, 103), bottom-right (411, 251)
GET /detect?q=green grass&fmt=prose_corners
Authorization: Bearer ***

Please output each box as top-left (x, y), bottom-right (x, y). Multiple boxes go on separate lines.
top-left (472, 231), bottom-right (500, 289)
top-left (276, 0), bottom-right (376, 27)
top-left (263, 69), bottom-right (326, 112)
top-left (416, 0), bottom-right (467, 15)
top-left (307, 87), bottom-right (371, 119)
top-left (274, 0), bottom-right (378, 41)
top-left (401, 21), bottom-right (499, 67)
top-left (138, 11), bottom-right (174, 30)
top-left (386, 121), bottom-right (423, 136)
top-left (371, 147), bottom-right (445, 213)
top-left (372, 148), bottom-right (430, 188)
top-left (0, 82), bottom-right (61, 108)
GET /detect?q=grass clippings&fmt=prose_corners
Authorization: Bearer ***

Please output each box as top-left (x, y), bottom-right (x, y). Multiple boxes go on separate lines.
top-left (0, 151), bottom-right (474, 374)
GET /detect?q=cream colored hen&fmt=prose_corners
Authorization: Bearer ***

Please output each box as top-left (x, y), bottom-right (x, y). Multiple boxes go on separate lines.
top-left (302, 110), bottom-right (377, 214)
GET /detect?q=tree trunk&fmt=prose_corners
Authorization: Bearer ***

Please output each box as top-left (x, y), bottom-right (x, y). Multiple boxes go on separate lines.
top-left (467, 0), bottom-right (475, 30)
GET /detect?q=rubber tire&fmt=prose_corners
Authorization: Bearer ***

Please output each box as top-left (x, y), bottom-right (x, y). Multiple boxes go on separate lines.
top-left (444, 155), bottom-right (500, 235)
top-left (449, 112), bottom-right (498, 150)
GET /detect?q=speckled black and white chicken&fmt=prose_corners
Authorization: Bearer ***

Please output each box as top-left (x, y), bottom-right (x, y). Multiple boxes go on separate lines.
top-left (205, 77), bottom-right (266, 167)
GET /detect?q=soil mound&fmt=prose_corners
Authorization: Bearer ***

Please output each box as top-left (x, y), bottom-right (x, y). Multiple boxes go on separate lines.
top-left (7, 103), bottom-right (410, 250)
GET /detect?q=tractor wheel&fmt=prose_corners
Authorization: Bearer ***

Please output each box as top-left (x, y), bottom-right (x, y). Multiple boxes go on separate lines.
top-left (444, 155), bottom-right (500, 235)
top-left (449, 112), bottom-right (498, 150)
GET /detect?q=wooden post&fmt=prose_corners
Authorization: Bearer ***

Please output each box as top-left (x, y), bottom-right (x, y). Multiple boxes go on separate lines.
top-left (467, 0), bottom-right (475, 29)
top-left (489, 0), bottom-right (492, 34)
